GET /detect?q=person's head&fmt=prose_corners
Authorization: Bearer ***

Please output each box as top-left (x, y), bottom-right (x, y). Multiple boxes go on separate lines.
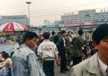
top-left (43, 32), bottom-right (50, 39)
top-left (2, 51), bottom-right (9, 59)
top-left (93, 24), bottom-right (108, 44)
top-left (78, 29), bottom-right (83, 36)
top-left (52, 31), bottom-right (55, 36)
top-left (67, 31), bottom-right (72, 36)
top-left (83, 42), bottom-right (87, 47)
top-left (23, 31), bottom-right (38, 48)
top-left (6, 35), bottom-right (10, 40)
top-left (92, 24), bottom-right (108, 64)
top-left (86, 38), bottom-right (89, 43)
top-left (57, 32), bottom-right (60, 35)
top-left (61, 30), bottom-right (66, 37)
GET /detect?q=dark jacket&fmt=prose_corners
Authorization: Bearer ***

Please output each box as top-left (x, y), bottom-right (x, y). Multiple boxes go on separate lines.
top-left (56, 36), bottom-right (65, 55)
top-left (65, 36), bottom-right (73, 53)
top-left (71, 36), bottom-right (83, 57)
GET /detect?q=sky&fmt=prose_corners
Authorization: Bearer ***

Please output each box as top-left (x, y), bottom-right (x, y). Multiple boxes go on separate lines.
top-left (0, 0), bottom-right (108, 26)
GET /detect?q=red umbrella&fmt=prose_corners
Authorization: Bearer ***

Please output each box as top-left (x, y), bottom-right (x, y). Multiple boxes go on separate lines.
top-left (0, 22), bottom-right (29, 32)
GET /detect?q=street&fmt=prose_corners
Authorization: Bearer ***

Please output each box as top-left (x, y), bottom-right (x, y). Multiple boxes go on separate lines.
top-left (40, 63), bottom-right (70, 76)
top-left (55, 65), bottom-right (70, 76)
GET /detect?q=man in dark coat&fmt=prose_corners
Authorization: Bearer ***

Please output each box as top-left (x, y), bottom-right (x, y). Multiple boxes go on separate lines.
top-left (71, 29), bottom-right (83, 66)
top-left (56, 30), bottom-right (68, 73)
top-left (65, 31), bottom-right (73, 67)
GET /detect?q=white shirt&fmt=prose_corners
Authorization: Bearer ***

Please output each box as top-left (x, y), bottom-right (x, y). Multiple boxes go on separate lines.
top-left (37, 40), bottom-right (58, 60)
top-left (98, 57), bottom-right (108, 76)
top-left (62, 37), bottom-right (66, 47)
top-left (68, 36), bottom-right (72, 42)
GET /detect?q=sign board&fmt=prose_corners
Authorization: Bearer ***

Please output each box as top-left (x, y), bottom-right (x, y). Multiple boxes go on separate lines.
top-left (81, 22), bottom-right (96, 26)
top-left (79, 9), bottom-right (96, 14)
top-left (42, 25), bottom-right (59, 28)
top-left (64, 23), bottom-right (80, 27)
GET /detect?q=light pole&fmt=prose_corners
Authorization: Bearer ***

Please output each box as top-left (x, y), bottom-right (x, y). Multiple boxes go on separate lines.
top-left (26, 2), bottom-right (32, 27)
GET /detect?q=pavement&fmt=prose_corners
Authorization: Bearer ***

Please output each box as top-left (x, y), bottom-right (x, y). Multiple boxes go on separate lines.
top-left (40, 62), bottom-right (70, 76)
top-left (55, 65), bottom-right (70, 76)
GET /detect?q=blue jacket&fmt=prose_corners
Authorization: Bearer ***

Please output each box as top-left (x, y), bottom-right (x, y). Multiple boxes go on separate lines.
top-left (56, 36), bottom-right (65, 54)
top-left (12, 44), bottom-right (45, 76)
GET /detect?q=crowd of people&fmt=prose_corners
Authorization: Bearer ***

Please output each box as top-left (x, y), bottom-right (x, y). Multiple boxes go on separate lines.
top-left (0, 24), bottom-right (108, 76)
top-left (0, 35), bottom-right (23, 45)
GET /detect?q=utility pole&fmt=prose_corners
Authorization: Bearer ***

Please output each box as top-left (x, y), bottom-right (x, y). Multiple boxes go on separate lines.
top-left (26, 2), bottom-right (32, 27)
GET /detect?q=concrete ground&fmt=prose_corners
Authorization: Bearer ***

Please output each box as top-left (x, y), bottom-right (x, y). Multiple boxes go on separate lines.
top-left (55, 65), bottom-right (70, 76)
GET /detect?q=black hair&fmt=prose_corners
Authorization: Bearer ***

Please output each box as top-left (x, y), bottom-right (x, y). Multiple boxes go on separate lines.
top-left (78, 29), bottom-right (83, 36)
top-left (67, 31), bottom-right (71, 34)
top-left (52, 31), bottom-right (55, 36)
top-left (2, 51), bottom-right (9, 59)
top-left (23, 31), bottom-right (38, 43)
top-left (61, 30), bottom-right (66, 35)
top-left (43, 32), bottom-right (50, 39)
top-left (92, 24), bottom-right (108, 44)
top-left (83, 42), bottom-right (86, 45)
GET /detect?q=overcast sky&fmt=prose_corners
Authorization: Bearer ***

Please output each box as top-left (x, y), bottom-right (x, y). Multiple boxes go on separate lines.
top-left (0, 0), bottom-right (108, 26)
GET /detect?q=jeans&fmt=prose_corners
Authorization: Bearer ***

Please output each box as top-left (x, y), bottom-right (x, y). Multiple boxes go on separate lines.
top-left (43, 60), bottom-right (54, 76)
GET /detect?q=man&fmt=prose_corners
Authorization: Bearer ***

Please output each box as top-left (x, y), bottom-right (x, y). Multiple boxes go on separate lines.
top-left (56, 30), bottom-right (68, 73)
top-left (65, 31), bottom-right (73, 67)
top-left (12, 31), bottom-right (45, 76)
top-left (70, 24), bottom-right (108, 76)
top-left (37, 32), bottom-right (58, 76)
top-left (49, 31), bottom-right (55, 42)
top-left (71, 29), bottom-right (83, 65)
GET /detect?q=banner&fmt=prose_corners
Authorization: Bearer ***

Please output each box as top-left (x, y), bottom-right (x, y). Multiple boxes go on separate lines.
top-left (64, 23), bottom-right (80, 27)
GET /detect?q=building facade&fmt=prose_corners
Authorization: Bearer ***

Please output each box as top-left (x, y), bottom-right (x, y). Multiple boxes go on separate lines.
top-left (0, 15), bottom-right (29, 25)
top-left (44, 20), bottom-right (50, 25)
top-left (61, 9), bottom-right (108, 25)
top-left (61, 9), bottom-right (108, 40)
